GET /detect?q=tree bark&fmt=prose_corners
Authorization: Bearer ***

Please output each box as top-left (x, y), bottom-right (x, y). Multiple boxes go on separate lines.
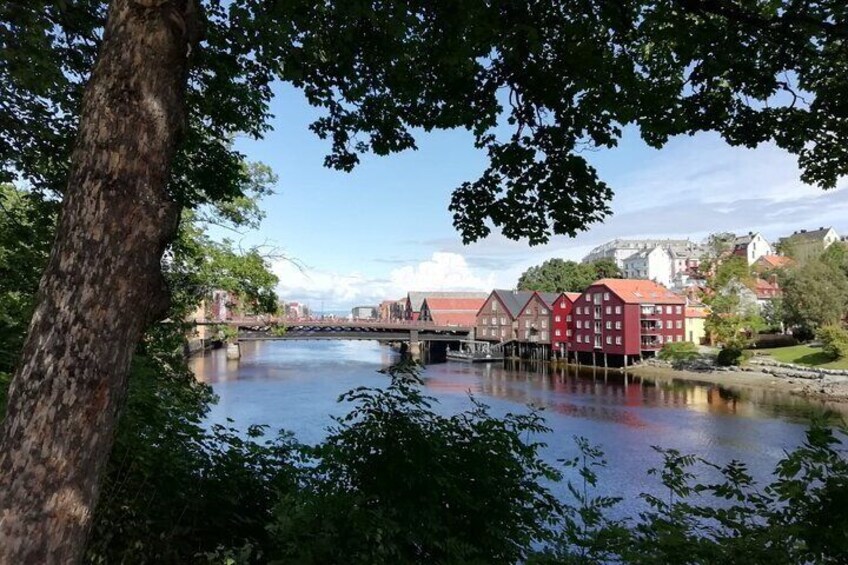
top-left (0, 0), bottom-right (199, 562)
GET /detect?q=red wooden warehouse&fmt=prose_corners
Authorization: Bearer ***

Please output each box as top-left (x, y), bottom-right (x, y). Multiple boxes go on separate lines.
top-left (551, 292), bottom-right (581, 357)
top-left (570, 279), bottom-right (685, 366)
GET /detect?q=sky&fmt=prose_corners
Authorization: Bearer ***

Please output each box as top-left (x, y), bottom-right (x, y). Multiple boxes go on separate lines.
top-left (231, 83), bottom-right (848, 312)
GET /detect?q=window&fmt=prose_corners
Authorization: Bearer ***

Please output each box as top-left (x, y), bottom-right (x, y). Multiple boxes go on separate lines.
top-left (541, 319), bottom-right (547, 329)
top-left (561, 300), bottom-right (567, 308)
top-left (566, 315), bottom-right (572, 322)
top-left (604, 292), bottom-right (610, 301)
top-left (555, 329), bottom-right (561, 337)
top-left (524, 330), bottom-right (530, 339)
top-left (675, 305), bottom-right (682, 315)
top-left (606, 336), bottom-right (612, 344)
top-left (594, 293), bottom-right (602, 305)
top-left (482, 318), bottom-right (488, 325)
top-left (658, 335), bottom-right (664, 344)
top-left (492, 301), bottom-right (497, 311)
top-left (501, 328), bottom-right (506, 337)
top-left (491, 317), bottom-right (497, 325)
top-left (666, 305), bottom-right (672, 314)
top-left (666, 320), bottom-right (673, 329)
top-left (575, 307), bottom-right (581, 315)
top-left (541, 331), bottom-right (548, 341)
top-left (525, 309), bottom-right (532, 316)
top-left (555, 315), bottom-right (561, 323)
top-left (566, 329), bottom-right (572, 337)
top-left (585, 294), bottom-right (591, 302)
top-left (501, 317), bottom-right (507, 325)
top-left (676, 335), bottom-right (682, 342)
top-left (615, 321), bottom-right (621, 330)
top-left (605, 321), bottom-right (611, 330)
top-left (577, 335), bottom-right (582, 343)
top-left (605, 306), bottom-right (611, 314)
top-left (615, 336), bottom-right (621, 345)
top-left (540, 308), bottom-right (547, 315)
top-left (615, 306), bottom-right (621, 314)
top-left (577, 320), bottom-right (582, 329)
top-left (676, 320), bottom-right (683, 329)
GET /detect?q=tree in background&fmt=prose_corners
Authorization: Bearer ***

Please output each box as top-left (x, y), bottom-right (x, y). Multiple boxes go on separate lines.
top-left (781, 260), bottom-right (848, 336)
top-left (3, 0), bottom-right (848, 558)
top-left (517, 259), bottom-right (621, 293)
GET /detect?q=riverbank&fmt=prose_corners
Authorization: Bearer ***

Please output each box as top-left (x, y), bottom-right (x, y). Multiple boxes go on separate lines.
top-left (628, 364), bottom-right (848, 409)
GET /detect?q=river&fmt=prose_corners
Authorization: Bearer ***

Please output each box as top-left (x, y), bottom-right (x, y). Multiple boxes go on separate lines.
top-left (190, 340), bottom-right (840, 516)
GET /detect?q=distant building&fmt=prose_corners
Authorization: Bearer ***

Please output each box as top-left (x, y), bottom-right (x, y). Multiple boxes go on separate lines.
top-left (582, 238), bottom-right (702, 269)
top-left (778, 227), bottom-right (840, 263)
top-left (732, 232), bottom-right (773, 265)
top-left (405, 291), bottom-right (489, 321)
top-left (419, 297), bottom-right (486, 326)
top-left (351, 305), bottom-right (378, 319)
top-left (752, 277), bottom-right (781, 308)
top-left (622, 246), bottom-right (674, 287)
top-left (753, 254), bottom-right (794, 273)
top-left (685, 306), bottom-right (709, 345)
top-left (570, 279), bottom-right (686, 363)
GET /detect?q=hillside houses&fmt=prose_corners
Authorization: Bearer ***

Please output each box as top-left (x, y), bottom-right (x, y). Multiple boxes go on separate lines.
top-left (778, 227), bottom-right (841, 263)
top-left (732, 232), bottom-right (773, 265)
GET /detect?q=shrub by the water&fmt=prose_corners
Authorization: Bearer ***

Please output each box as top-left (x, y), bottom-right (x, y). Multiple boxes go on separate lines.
top-left (716, 347), bottom-right (752, 366)
top-left (818, 325), bottom-right (848, 361)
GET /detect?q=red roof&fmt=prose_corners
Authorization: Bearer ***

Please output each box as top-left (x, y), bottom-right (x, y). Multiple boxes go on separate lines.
top-left (592, 278), bottom-right (685, 305)
top-left (755, 254), bottom-right (794, 269)
top-left (563, 292), bottom-right (581, 302)
top-left (685, 306), bottom-right (709, 319)
top-left (423, 297), bottom-right (487, 326)
top-left (753, 277), bottom-right (781, 299)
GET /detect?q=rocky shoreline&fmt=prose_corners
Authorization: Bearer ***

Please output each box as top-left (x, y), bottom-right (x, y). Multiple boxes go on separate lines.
top-left (630, 358), bottom-right (848, 407)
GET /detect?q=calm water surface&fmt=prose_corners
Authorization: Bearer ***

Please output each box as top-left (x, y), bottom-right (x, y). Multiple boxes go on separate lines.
top-left (190, 340), bottom-right (840, 514)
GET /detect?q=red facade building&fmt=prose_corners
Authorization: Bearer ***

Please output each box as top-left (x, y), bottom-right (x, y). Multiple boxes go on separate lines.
top-left (551, 292), bottom-right (580, 356)
top-left (570, 279), bottom-right (685, 364)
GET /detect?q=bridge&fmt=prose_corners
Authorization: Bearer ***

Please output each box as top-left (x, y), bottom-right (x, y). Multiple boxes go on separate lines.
top-left (193, 319), bottom-right (474, 355)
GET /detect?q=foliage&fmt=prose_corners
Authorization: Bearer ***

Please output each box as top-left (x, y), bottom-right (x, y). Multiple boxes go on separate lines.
top-left (760, 298), bottom-right (786, 333)
top-left (709, 256), bottom-right (753, 291)
top-left (517, 259), bottom-right (620, 293)
top-left (85, 349), bottom-right (302, 564)
top-left (658, 341), bottom-right (700, 363)
top-left (213, 324), bottom-right (239, 344)
top-left (716, 346), bottom-right (750, 367)
top-left (4, 1), bottom-right (848, 245)
top-left (705, 290), bottom-right (762, 350)
top-left (269, 361), bottom-right (562, 564)
top-left (817, 325), bottom-right (848, 362)
top-left (781, 260), bottom-right (848, 335)
top-left (534, 423), bottom-right (848, 564)
top-left (0, 184), bottom-right (56, 373)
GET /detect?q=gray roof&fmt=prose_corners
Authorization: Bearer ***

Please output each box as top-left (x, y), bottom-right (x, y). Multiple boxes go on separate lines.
top-left (780, 227), bottom-right (834, 243)
top-left (536, 292), bottom-right (561, 309)
top-left (490, 289), bottom-right (536, 318)
top-left (407, 291), bottom-right (489, 312)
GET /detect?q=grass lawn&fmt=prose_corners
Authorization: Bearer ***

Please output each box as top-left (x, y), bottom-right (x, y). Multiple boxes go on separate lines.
top-left (752, 344), bottom-right (848, 370)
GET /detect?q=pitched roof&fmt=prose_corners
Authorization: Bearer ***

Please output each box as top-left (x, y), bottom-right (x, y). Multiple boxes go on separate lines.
top-left (781, 227), bottom-right (836, 243)
top-left (407, 291), bottom-right (489, 312)
top-left (685, 306), bottom-right (709, 319)
top-left (563, 292), bottom-right (581, 302)
top-left (753, 277), bottom-right (781, 299)
top-left (591, 278), bottom-right (685, 305)
top-left (422, 297), bottom-right (487, 311)
top-left (489, 289), bottom-right (536, 318)
top-left (754, 254), bottom-right (794, 269)
top-left (535, 292), bottom-right (561, 308)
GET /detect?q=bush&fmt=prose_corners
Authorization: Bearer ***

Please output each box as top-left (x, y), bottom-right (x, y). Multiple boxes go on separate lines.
top-left (716, 347), bottom-right (752, 366)
top-left (657, 341), bottom-right (699, 363)
top-left (270, 361), bottom-right (560, 564)
top-left (750, 333), bottom-right (798, 349)
top-left (818, 325), bottom-right (848, 361)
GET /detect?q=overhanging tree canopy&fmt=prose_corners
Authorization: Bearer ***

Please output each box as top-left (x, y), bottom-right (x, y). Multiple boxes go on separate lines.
top-left (3, 1), bottom-right (846, 243)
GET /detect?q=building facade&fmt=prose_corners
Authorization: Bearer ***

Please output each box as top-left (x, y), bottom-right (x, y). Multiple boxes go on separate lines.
top-left (733, 232), bottom-right (773, 265)
top-left (405, 291), bottom-right (489, 321)
top-left (551, 292), bottom-right (580, 355)
top-left (514, 292), bottom-right (559, 345)
top-left (582, 238), bottom-right (703, 269)
top-left (622, 246), bottom-right (674, 287)
top-left (475, 290), bottom-right (536, 342)
top-left (570, 279), bottom-right (686, 363)
top-left (778, 227), bottom-right (840, 263)
top-left (419, 297), bottom-right (486, 326)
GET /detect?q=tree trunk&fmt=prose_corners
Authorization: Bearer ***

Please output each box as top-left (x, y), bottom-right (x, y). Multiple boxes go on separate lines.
top-left (0, 1), bottom-right (199, 562)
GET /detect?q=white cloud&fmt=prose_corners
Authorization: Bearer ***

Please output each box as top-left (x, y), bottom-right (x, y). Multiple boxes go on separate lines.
top-left (273, 252), bottom-right (496, 310)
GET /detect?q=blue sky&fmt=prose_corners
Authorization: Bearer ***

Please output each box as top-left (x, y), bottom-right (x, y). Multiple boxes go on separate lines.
top-left (233, 83), bottom-right (848, 311)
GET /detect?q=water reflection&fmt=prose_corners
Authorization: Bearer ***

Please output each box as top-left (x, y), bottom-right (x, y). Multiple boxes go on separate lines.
top-left (190, 340), bottom-right (839, 512)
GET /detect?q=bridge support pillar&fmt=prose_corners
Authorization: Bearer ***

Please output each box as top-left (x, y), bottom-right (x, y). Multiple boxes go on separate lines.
top-left (408, 330), bottom-right (421, 358)
top-left (226, 342), bottom-right (241, 360)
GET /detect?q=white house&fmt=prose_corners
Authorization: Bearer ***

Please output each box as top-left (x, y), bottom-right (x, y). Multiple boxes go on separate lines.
top-left (622, 246), bottom-right (674, 287)
top-left (732, 232), bottom-right (773, 265)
